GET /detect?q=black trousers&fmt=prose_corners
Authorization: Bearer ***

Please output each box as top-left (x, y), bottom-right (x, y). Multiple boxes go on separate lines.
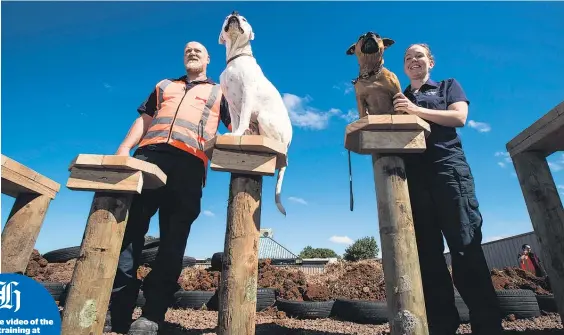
top-left (109, 145), bottom-right (204, 329)
top-left (403, 148), bottom-right (502, 335)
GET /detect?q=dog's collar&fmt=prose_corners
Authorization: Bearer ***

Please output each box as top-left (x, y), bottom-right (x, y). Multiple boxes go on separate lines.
top-left (227, 53), bottom-right (253, 65)
top-left (351, 63), bottom-right (383, 85)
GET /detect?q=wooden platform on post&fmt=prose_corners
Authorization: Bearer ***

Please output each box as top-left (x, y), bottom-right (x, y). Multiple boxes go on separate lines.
top-left (204, 133), bottom-right (287, 335)
top-left (60, 154), bottom-right (166, 335)
top-left (506, 100), bottom-right (564, 321)
top-left (345, 114), bottom-right (430, 335)
top-left (1, 155), bottom-right (61, 274)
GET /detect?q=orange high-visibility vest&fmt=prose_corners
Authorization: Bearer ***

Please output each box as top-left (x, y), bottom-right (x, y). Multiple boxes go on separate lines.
top-left (138, 79), bottom-right (222, 180)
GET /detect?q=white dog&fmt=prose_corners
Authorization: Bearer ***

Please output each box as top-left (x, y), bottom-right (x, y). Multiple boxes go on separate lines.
top-left (218, 11), bottom-right (293, 216)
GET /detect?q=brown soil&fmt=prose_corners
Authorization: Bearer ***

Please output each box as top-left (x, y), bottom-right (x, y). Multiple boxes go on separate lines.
top-left (491, 267), bottom-right (552, 295)
top-left (26, 249), bottom-right (554, 302)
top-left (102, 308), bottom-right (563, 335)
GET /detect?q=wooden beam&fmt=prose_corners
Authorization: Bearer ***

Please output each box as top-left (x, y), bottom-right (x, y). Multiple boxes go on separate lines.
top-left (217, 174), bottom-right (262, 335)
top-left (60, 193), bottom-right (133, 335)
top-left (373, 154), bottom-right (429, 335)
top-left (506, 100), bottom-right (564, 157)
top-left (210, 149), bottom-right (277, 176)
top-left (511, 151), bottom-right (564, 320)
top-left (355, 130), bottom-right (426, 154)
top-left (344, 115), bottom-right (429, 154)
top-left (1, 154), bottom-right (61, 199)
top-left (68, 154), bottom-right (167, 189)
top-left (1, 194), bottom-right (51, 274)
top-left (60, 155), bottom-right (167, 335)
top-left (204, 135), bottom-right (287, 169)
top-left (67, 167), bottom-right (144, 194)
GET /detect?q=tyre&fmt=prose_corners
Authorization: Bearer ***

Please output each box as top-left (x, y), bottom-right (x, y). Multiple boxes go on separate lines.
top-left (42, 246), bottom-right (81, 263)
top-left (331, 298), bottom-right (387, 324)
top-left (536, 294), bottom-right (557, 313)
top-left (206, 288), bottom-right (276, 312)
top-left (182, 256), bottom-right (197, 268)
top-left (140, 247), bottom-right (159, 265)
top-left (143, 238), bottom-right (160, 250)
top-left (496, 289), bottom-right (540, 319)
top-left (172, 290), bottom-right (216, 310)
top-left (275, 298), bottom-right (334, 319)
top-left (211, 252), bottom-right (223, 271)
top-left (41, 282), bottom-right (66, 301)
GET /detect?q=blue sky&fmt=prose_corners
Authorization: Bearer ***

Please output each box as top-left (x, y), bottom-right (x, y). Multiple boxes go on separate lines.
top-left (2, 2), bottom-right (563, 259)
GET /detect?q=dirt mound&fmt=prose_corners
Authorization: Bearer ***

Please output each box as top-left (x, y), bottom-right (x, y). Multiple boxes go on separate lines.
top-left (491, 267), bottom-right (551, 295)
top-left (309, 259), bottom-right (386, 301)
top-left (25, 249), bottom-right (76, 284)
top-left (257, 259), bottom-right (308, 301)
top-left (178, 268), bottom-right (220, 291)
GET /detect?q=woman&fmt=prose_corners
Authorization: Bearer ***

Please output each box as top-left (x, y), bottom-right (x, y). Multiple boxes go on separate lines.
top-left (392, 43), bottom-right (502, 335)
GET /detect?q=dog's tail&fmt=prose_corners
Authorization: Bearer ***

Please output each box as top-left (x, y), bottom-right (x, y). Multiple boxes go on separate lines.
top-left (275, 158), bottom-right (288, 216)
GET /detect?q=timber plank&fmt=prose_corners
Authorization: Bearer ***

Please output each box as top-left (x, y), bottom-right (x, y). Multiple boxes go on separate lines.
top-left (506, 101), bottom-right (564, 157)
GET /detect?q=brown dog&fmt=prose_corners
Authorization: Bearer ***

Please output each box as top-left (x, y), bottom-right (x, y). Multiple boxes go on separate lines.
top-left (346, 32), bottom-right (402, 118)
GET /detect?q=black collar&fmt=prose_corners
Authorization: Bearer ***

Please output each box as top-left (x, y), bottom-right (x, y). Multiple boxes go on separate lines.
top-left (175, 75), bottom-right (215, 85)
top-left (352, 63), bottom-right (383, 85)
top-left (227, 53), bottom-right (253, 65)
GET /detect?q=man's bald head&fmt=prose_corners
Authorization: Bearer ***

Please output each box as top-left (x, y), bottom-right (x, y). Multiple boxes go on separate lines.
top-left (184, 41), bottom-right (210, 74)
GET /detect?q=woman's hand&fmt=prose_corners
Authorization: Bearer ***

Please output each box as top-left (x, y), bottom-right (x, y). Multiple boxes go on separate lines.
top-left (393, 93), bottom-right (421, 116)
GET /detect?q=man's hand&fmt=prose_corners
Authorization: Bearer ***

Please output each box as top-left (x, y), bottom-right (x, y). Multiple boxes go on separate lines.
top-left (115, 145), bottom-right (131, 156)
top-left (393, 93), bottom-right (421, 115)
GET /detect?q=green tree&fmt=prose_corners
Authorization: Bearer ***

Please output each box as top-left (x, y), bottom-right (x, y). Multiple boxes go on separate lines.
top-left (343, 236), bottom-right (379, 261)
top-left (299, 246), bottom-right (340, 259)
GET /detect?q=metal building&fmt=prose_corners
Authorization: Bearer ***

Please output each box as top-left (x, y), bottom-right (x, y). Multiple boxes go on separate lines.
top-left (258, 228), bottom-right (298, 260)
top-left (443, 231), bottom-right (542, 270)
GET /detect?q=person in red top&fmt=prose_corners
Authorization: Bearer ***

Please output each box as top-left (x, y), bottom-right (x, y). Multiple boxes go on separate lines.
top-left (518, 244), bottom-right (546, 277)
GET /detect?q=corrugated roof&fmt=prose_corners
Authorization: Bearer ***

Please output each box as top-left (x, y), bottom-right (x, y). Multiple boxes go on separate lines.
top-left (258, 236), bottom-right (297, 259)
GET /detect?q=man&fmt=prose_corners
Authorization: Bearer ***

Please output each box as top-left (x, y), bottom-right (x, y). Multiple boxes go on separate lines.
top-left (519, 244), bottom-right (546, 277)
top-left (106, 41), bottom-right (231, 335)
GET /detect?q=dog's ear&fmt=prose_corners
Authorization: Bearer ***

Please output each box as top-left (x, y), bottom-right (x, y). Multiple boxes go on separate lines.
top-left (346, 43), bottom-right (356, 55)
top-left (249, 29), bottom-right (255, 41)
top-left (219, 31), bottom-right (225, 45)
top-left (382, 38), bottom-right (395, 49)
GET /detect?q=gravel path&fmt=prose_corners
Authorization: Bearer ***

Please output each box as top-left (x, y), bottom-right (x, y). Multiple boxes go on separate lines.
top-left (103, 308), bottom-right (563, 335)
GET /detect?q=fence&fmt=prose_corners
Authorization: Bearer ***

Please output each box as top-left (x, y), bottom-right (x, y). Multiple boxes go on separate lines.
top-left (443, 231), bottom-right (541, 270)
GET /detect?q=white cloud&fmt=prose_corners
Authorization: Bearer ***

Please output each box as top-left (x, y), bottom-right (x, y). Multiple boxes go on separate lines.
top-left (468, 120), bottom-right (491, 133)
top-left (283, 93), bottom-right (354, 130)
top-left (288, 196), bottom-right (308, 205)
top-left (202, 210), bottom-right (215, 217)
top-left (548, 162), bottom-right (563, 172)
top-left (494, 151), bottom-right (512, 168)
top-left (340, 109), bottom-right (358, 123)
top-left (333, 82), bottom-right (354, 95)
top-left (329, 235), bottom-right (354, 245)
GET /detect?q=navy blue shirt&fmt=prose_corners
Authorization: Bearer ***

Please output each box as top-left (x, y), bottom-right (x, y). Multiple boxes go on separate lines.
top-left (403, 78), bottom-right (470, 160)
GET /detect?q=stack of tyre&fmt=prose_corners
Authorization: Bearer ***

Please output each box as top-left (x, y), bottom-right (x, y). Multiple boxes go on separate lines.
top-left (38, 237), bottom-right (197, 307)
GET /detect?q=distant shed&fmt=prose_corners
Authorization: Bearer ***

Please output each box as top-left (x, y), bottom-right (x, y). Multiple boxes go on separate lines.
top-left (443, 231), bottom-right (542, 270)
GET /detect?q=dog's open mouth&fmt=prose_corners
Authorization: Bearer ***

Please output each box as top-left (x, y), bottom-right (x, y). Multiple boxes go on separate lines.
top-left (225, 16), bottom-right (245, 34)
top-left (361, 38), bottom-right (380, 54)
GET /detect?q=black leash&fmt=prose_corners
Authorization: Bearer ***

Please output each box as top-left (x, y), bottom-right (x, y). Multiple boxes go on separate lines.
top-left (348, 149), bottom-right (354, 211)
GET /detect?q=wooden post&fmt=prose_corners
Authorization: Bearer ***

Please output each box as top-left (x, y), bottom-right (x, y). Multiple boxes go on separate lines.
top-left (506, 100), bottom-right (564, 321)
top-left (204, 133), bottom-right (287, 335)
top-left (1, 154), bottom-right (61, 274)
top-left (511, 152), bottom-right (564, 320)
top-left (345, 115), bottom-right (430, 335)
top-left (59, 154), bottom-right (166, 335)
